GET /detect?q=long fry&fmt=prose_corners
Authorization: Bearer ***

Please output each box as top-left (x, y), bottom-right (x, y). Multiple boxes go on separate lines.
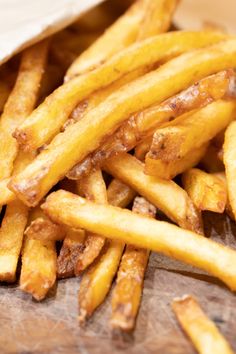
top-left (182, 168), bottom-right (227, 213)
top-left (11, 37), bottom-right (236, 207)
top-left (223, 121), bottom-right (236, 219)
top-left (66, 0), bottom-right (178, 80)
top-left (20, 207), bottom-right (57, 301)
top-left (0, 40), bottom-right (48, 180)
top-left (172, 295), bottom-right (234, 354)
top-left (148, 100), bottom-right (236, 162)
top-left (13, 31), bottom-right (225, 153)
top-left (103, 153), bottom-right (203, 234)
top-left (111, 197), bottom-right (156, 332)
top-left (78, 180), bottom-right (136, 321)
top-left (42, 190), bottom-right (236, 291)
top-left (68, 70), bottom-right (235, 179)
top-left (145, 144), bottom-right (208, 179)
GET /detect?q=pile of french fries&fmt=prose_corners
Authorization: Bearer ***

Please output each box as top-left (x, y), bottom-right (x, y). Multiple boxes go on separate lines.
top-left (1, 0), bottom-right (236, 352)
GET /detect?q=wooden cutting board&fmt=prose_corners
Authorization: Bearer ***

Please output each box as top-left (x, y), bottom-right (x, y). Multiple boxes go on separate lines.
top-left (0, 212), bottom-right (236, 354)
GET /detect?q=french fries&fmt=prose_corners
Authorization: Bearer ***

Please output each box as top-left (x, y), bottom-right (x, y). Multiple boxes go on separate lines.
top-left (42, 190), bottom-right (236, 291)
top-left (182, 168), bottom-right (227, 213)
top-left (20, 207), bottom-right (57, 301)
top-left (0, 200), bottom-right (28, 282)
top-left (66, 0), bottom-right (178, 80)
top-left (0, 40), bottom-right (49, 180)
top-left (172, 295), bottom-right (234, 354)
top-left (107, 179), bottom-right (136, 208)
top-left (200, 144), bottom-right (225, 173)
top-left (111, 197), bottom-right (156, 332)
top-left (103, 153), bottom-right (203, 233)
top-left (145, 144), bottom-right (208, 179)
top-left (13, 31), bottom-right (225, 153)
top-left (223, 121), bottom-right (236, 220)
top-left (25, 214), bottom-right (66, 242)
top-left (148, 100), bottom-right (236, 163)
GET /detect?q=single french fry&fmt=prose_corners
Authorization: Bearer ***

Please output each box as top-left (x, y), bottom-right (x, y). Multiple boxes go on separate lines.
top-left (172, 295), bottom-right (234, 354)
top-left (223, 121), bottom-right (236, 220)
top-left (200, 144), bottom-right (225, 173)
top-left (74, 170), bottom-right (107, 275)
top-left (11, 36), bottom-right (236, 207)
top-left (13, 31), bottom-right (225, 153)
top-left (20, 206), bottom-right (57, 301)
top-left (148, 100), bottom-right (236, 163)
top-left (111, 196), bottom-right (156, 332)
top-left (145, 144), bottom-right (208, 179)
top-left (213, 172), bottom-right (234, 220)
top-left (0, 40), bottom-right (48, 180)
top-left (67, 69), bottom-right (236, 180)
top-left (78, 180), bottom-right (136, 321)
top-left (0, 200), bottom-right (28, 282)
top-left (25, 216), bottom-right (66, 242)
top-left (182, 168), bottom-right (227, 213)
top-left (107, 179), bottom-right (136, 208)
top-left (42, 190), bottom-right (236, 291)
top-left (103, 153), bottom-right (203, 234)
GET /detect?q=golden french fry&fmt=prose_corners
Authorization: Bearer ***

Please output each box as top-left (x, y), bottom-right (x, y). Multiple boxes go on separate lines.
top-left (111, 196), bottom-right (156, 332)
top-left (182, 168), bottom-right (227, 213)
top-left (25, 216), bottom-right (66, 242)
top-left (67, 69), bottom-right (236, 179)
top-left (0, 40), bottom-right (49, 180)
top-left (213, 172), bottom-right (234, 220)
top-left (74, 170), bottom-right (107, 275)
top-left (148, 100), bottom-right (236, 162)
top-left (145, 144), bottom-right (208, 179)
top-left (103, 153), bottom-right (203, 234)
top-left (0, 200), bottom-right (28, 282)
top-left (223, 121), bottom-right (236, 220)
top-left (107, 179), bottom-right (136, 208)
top-left (172, 295), bottom-right (234, 354)
top-left (200, 144), bottom-right (225, 173)
top-left (42, 190), bottom-right (236, 291)
top-left (20, 206), bottom-right (57, 300)
top-left (11, 36), bottom-right (236, 208)
top-left (13, 31), bottom-right (225, 153)
top-left (0, 80), bottom-right (11, 113)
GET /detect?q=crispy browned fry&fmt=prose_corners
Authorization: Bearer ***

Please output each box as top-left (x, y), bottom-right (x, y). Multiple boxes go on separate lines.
top-left (0, 40), bottom-right (48, 180)
top-left (57, 229), bottom-right (85, 279)
top-left (12, 38), bottom-right (236, 208)
top-left (145, 144), bottom-right (208, 179)
top-left (200, 144), bottom-right (225, 173)
top-left (182, 168), bottom-right (227, 213)
top-left (148, 100), bottom-right (236, 163)
top-left (25, 216), bottom-right (66, 242)
top-left (172, 295), bottom-right (234, 354)
top-left (68, 69), bottom-right (236, 179)
top-left (0, 200), bottom-right (28, 282)
top-left (42, 190), bottom-right (236, 291)
top-left (103, 153), bottom-right (203, 234)
top-left (213, 172), bottom-right (234, 220)
top-left (111, 196), bottom-right (156, 332)
top-left (20, 206), bottom-right (57, 301)
top-left (223, 121), bottom-right (236, 220)
top-left (74, 170), bottom-right (107, 275)
top-left (14, 31), bottom-right (225, 153)
top-left (107, 179), bottom-right (136, 208)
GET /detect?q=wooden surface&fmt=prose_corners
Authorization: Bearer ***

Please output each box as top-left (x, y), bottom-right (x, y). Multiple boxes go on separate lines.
top-left (0, 212), bottom-right (236, 354)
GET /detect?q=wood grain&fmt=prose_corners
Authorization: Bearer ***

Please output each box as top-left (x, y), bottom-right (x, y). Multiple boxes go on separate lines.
top-left (0, 212), bottom-right (236, 354)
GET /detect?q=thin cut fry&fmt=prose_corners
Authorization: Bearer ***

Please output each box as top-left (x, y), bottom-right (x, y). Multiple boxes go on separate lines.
top-left (20, 207), bottom-right (57, 300)
top-left (182, 168), bottom-right (227, 213)
top-left (0, 200), bottom-right (28, 282)
top-left (148, 100), bottom-right (236, 162)
top-left (103, 153), bottom-right (203, 234)
top-left (145, 144), bottom-right (208, 179)
top-left (74, 170), bottom-right (107, 275)
top-left (42, 190), bottom-right (236, 291)
top-left (0, 40), bottom-right (48, 180)
top-left (66, 0), bottom-right (178, 80)
top-left (14, 31), bottom-right (225, 153)
top-left (223, 121), bottom-right (236, 219)
top-left (68, 69), bottom-right (236, 179)
top-left (172, 295), bottom-right (234, 354)
top-left (11, 36), bottom-right (236, 207)
top-left (111, 197), bottom-right (156, 332)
